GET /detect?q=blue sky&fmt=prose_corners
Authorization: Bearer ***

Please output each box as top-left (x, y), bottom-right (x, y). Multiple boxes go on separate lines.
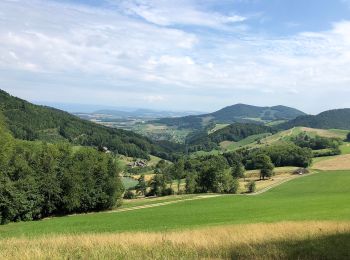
top-left (1, 0), bottom-right (350, 113)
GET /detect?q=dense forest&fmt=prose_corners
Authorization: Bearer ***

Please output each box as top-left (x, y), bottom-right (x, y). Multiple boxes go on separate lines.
top-left (186, 123), bottom-right (274, 152)
top-left (241, 143), bottom-right (313, 169)
top-left (0, 89), bottom-right (177, 160)
top-left (279, 109), bottom-right (350, 130)
top-left (0, 116), bottom-right (124, 224)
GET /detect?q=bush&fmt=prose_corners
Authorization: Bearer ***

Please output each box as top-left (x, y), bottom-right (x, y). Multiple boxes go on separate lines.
top-left (246, 181), bottom-right (256, 193)
top-left (162, 187), bottom-right (175, 196)
top-left (123, 190), bottom-right (136, 199)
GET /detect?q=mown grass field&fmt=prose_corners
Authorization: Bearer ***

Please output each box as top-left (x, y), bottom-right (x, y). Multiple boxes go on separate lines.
top-left (312, 154), bottom-right (350, 170)
top-left (1, 170), bottom-right (350, 239)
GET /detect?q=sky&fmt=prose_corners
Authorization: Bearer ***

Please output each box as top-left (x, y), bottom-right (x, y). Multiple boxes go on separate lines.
top-left (1, 0), bottom-right (350, 114)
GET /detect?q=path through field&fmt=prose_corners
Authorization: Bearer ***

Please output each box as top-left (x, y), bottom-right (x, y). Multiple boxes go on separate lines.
top-left (107, 195), bottom-right (222, 213)
top-left (110, 173), bottom-right (314, 213)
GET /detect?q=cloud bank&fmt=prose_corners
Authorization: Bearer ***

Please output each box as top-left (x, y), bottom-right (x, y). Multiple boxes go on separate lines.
top-left (0, 0), bottom-right (350, 113)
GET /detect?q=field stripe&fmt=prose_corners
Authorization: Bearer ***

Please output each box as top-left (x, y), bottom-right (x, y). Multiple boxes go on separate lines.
top-left (107, 195), bottom-right (222, 213)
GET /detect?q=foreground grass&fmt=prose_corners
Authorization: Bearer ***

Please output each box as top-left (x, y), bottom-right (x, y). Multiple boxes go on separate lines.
top-left (1, 221), bottom-right (349, 259)
top-left (1, 171), bottom-right (350, 239)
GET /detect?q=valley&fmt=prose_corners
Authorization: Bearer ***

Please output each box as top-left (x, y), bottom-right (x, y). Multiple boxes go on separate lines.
top-left (1, 89), bottom-right (350, 259)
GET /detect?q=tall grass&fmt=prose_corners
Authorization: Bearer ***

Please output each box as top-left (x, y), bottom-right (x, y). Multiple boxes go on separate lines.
top-left (1, 221), bottom-right (349, 259)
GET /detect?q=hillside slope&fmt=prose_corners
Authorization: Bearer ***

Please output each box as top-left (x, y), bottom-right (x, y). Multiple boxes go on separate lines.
top-left (186, 123), bottom-right (274, 152)
top-left (0, 89), bottom-right (173, 159)
top-left (279, 109), bottom-right (350, 130)
top-left (154, 104), bottom-right (306, 130)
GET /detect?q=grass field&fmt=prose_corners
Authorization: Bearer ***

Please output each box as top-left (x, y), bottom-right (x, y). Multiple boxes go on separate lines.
top-left (119, 194), bottom-right (199, 209)
top-left (340, 142), bottom-right (350, 154)
top-left (1, 221), bottom-right (349, 259)
top-left (121, 176), bottom-right (138, 189)
top-left (1, 170), bottom-right (350, 259)
top-left (221, 133), bottom-right (271, 151)
top-left (208, 123), bottom-right (229, 134)
top-left (312, 154), bottom-right (350, 170)
top-left (1, 170), bottom-right (349, 239)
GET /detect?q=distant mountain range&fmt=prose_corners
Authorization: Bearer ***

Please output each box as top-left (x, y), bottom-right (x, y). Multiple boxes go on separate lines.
top-left (153, 104), bottom-right (306, 130)
top-left (90, 109), bottom-right (204, 119)
top-left (279, 109), bottom-right (350, 130)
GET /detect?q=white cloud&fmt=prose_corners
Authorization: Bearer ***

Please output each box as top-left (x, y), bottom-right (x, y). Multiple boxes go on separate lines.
top-left (0, 0), bottom-right (350, 113)
top-left (119, 0), bottom-right (246, 28)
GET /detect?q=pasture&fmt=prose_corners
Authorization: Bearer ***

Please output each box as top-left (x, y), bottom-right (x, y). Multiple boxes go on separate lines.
top-left (1, 170), bottom-right (350, 239)
top-left (312, 154), bottom-right (350, 170)
top-left (1, 221), bottom-right (349, 259)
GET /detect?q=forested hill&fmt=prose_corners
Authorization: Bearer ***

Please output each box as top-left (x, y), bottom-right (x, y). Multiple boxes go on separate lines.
top-left (186, 123), bottom-right (274, 152)
top-left (279, 109), bottom-right (350, 130)
top-left (153, 104), bottom-right (306, 130)
top-left (0, 89), bottom-right (174, 159)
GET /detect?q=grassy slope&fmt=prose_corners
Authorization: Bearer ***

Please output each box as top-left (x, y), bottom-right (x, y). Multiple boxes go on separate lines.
top-left (221, 133), bottom-right (271, 151)
top-left (208, 123), bottom-right (230, 134)
top-left (1, 170), bottom-right (350, 238)
top-left (2, 222), bottom-right (349, 259)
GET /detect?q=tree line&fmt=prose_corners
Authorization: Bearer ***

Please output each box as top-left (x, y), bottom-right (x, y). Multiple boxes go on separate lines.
top-left (0, 120), bottom-right (124, 224)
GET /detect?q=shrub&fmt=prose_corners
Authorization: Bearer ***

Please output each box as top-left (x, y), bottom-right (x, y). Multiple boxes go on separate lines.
top-left (123, 190), bottom-right (136, 199)
top-left (246, 181), bottom-right (256, 193)
top-left (162, 187), bottom-right (175, 196)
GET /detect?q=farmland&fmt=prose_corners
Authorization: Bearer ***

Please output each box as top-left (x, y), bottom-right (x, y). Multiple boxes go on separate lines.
top-left (1, 170), bottom-right (349, 239)
top-left (1, 221), bottom-right (349, 259)
top-left (1, 170), bottom-right (350, 259)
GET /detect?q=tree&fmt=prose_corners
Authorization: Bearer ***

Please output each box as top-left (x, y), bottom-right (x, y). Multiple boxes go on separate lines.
top-left (172, 159), bottom-right (185, 194)
top-left (135, 174), bottom-right (147, 196)
top-left (232, 161), bottom-right (245, 179)
top-left (213, 170), bottom-right (239, 194)
top-left (149, 174), bottom-right (166, 196)
top-left (347, 133), bottom-right (350, 142)
top-left (253, 154), bottom-right (274, 180)
top-left (197, 156), bottom-right (228, 193)
top-left (154, 160), bottom-right (169, 174)
top-left (185, 173), bottom-right (197, 194)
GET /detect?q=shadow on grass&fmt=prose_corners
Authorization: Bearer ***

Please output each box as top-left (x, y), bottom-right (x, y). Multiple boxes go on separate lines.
top-left (230, 232), bottom-right (350, 260)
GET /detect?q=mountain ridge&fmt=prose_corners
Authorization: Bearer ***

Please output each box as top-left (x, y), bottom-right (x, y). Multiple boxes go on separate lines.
top-left (0, 89), bottom-right (176, 160)
top-left (279, 108), bottom-right (350, 130)
top-left (153, 103), bottom-right (306, 130)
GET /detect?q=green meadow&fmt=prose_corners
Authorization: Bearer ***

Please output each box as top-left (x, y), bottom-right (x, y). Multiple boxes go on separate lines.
top-left (1, 170), bottom-right (350, 239)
